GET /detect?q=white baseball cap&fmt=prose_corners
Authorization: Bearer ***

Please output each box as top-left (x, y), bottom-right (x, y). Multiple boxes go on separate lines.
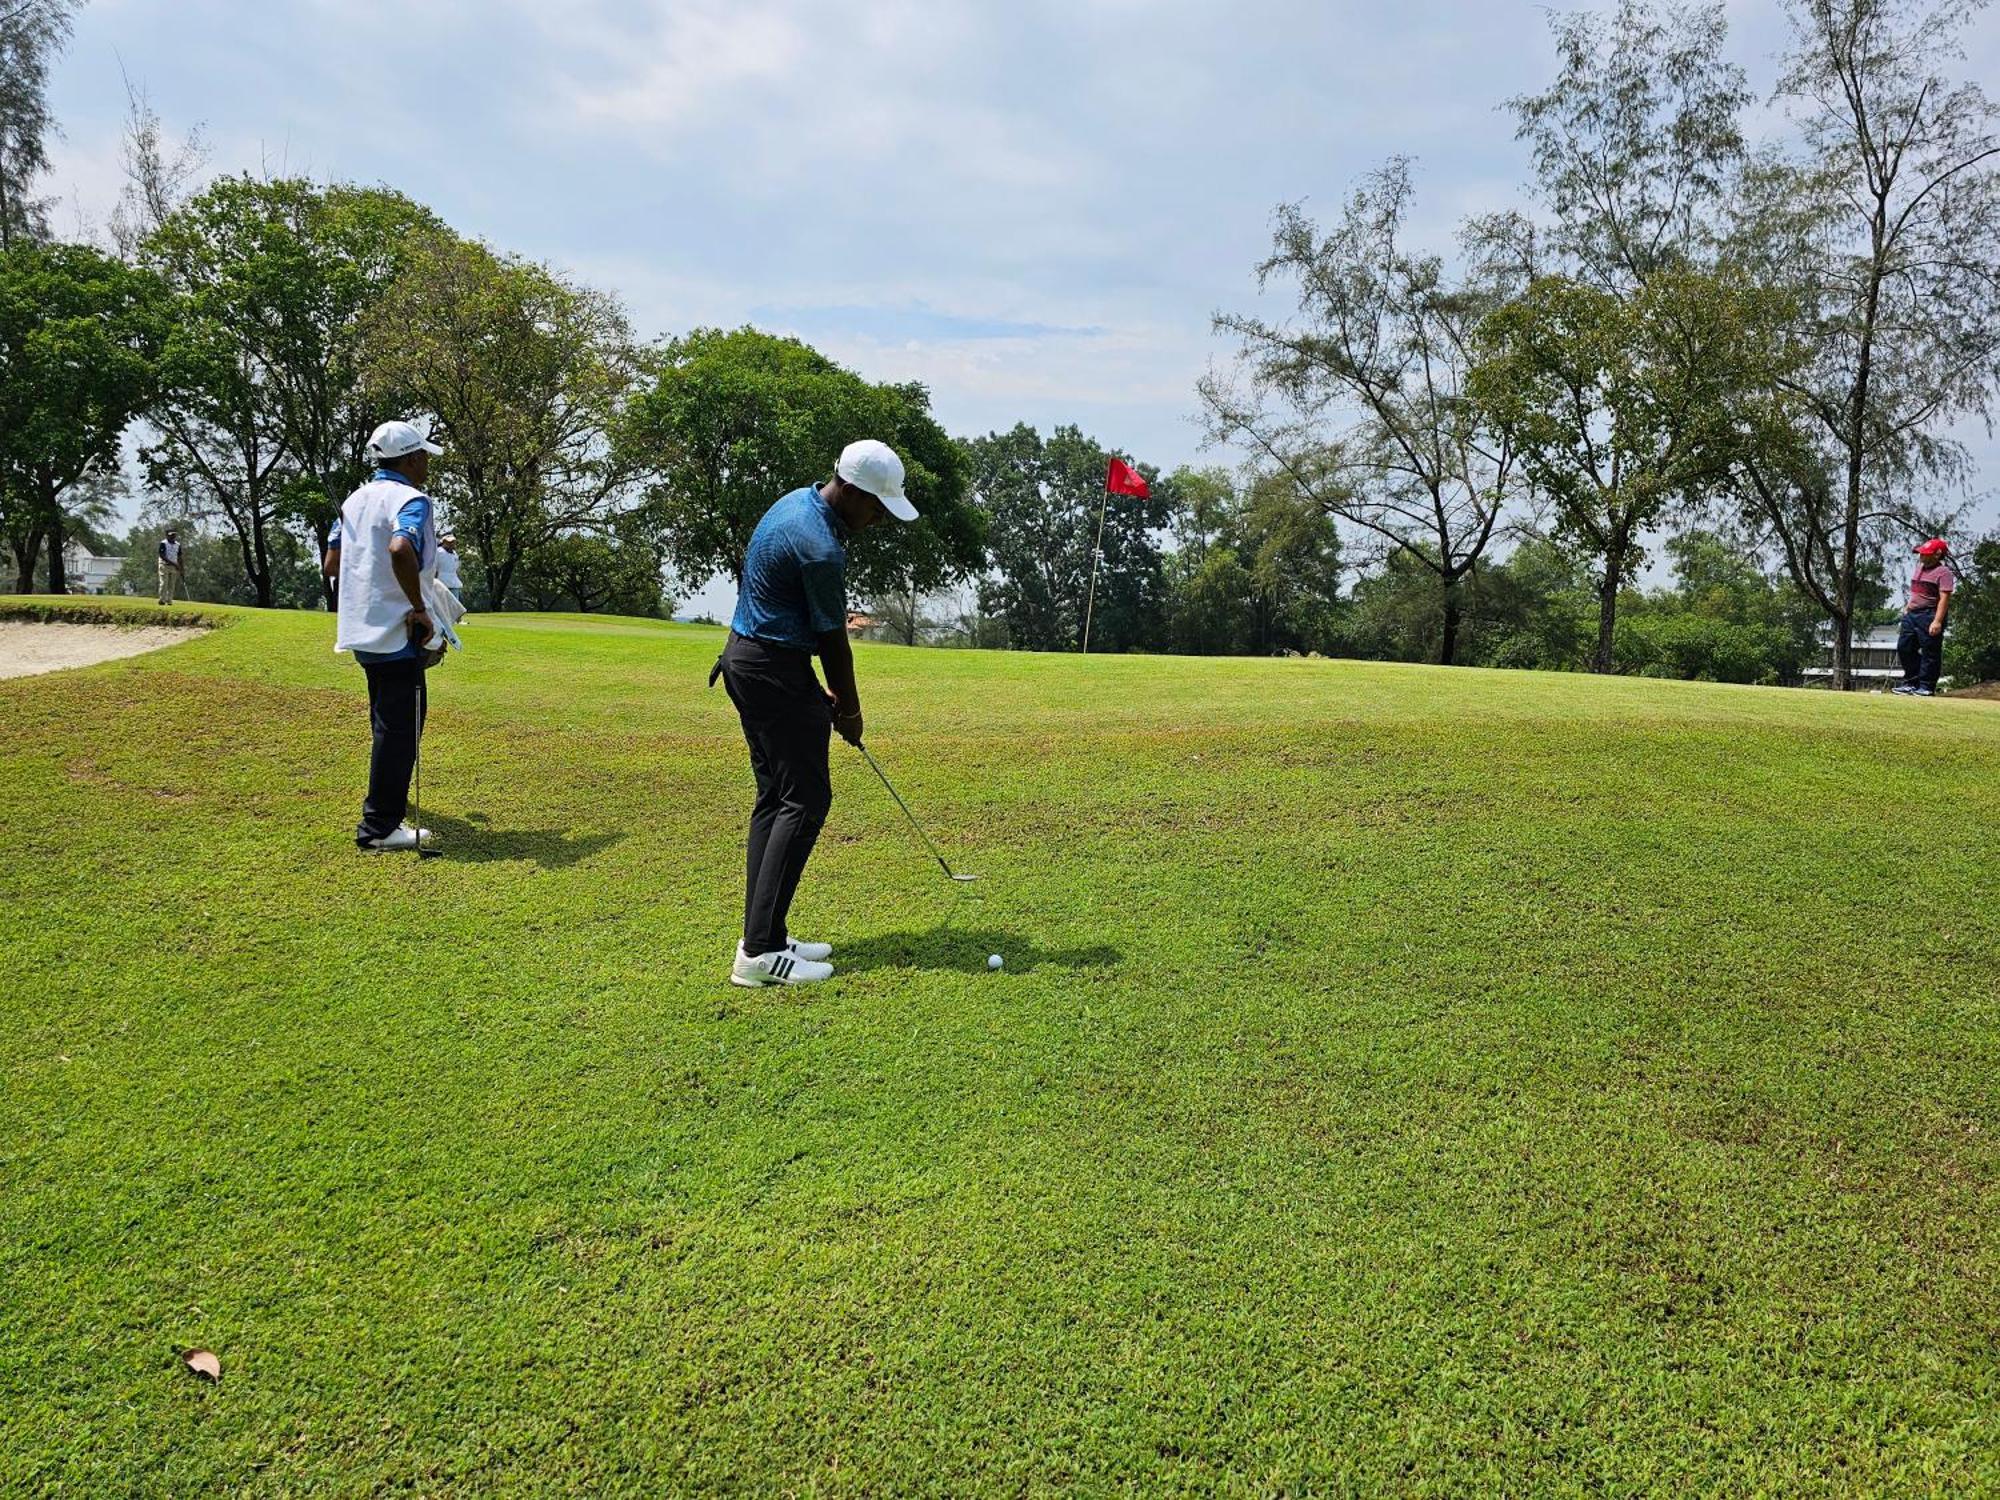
top-left (366, 419), bottom-right (444, 462)
top-left (836, 439), bottom-right (917, 521)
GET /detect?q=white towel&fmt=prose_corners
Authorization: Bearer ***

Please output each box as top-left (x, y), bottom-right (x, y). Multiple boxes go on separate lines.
top-left (422, 571), bottom-right (465, 652)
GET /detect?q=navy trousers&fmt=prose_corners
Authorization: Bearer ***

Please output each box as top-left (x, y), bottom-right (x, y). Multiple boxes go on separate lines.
top-left (718, 633), bottom-right (832, 957)
top-left (359, 657), bottom-right (428, 842)
top-left (1897, 608), bottom-right (1942, 691)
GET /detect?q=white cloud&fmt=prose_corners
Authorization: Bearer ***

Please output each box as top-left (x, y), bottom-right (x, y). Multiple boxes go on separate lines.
top-left (559, 3), bottom-right (810, 133)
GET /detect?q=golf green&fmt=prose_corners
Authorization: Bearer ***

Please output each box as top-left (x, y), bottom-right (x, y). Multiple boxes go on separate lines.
top-left (4, 597), bottom-right (1997, 1493)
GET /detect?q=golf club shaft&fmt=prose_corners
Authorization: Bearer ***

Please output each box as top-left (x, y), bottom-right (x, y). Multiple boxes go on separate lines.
top-left (412, 677), bottom-right (422, 859)
top-left (855, 741), bottom-right (962, 879)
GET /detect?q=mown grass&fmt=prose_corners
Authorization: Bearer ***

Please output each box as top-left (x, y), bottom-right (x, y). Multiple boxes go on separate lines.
top-left (2, 596), bottom-right (1996, 1495)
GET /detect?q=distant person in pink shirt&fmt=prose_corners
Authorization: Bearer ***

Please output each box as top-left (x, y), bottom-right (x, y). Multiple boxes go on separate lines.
top-left (1893, 538), bottom-right (1956, 697)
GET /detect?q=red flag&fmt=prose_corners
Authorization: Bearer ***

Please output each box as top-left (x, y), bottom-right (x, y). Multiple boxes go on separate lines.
top-left (1105, 457), bottom-right (1150, 498)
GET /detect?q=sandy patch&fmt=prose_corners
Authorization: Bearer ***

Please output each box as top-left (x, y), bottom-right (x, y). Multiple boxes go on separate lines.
top-left (0, 621), bottom-right (206, 680)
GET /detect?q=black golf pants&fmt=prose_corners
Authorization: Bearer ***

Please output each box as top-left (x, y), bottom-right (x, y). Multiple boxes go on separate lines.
top-left (358, 656), bottom-right (428, 844)
top-left (720, 632), bottom-right (832, 958)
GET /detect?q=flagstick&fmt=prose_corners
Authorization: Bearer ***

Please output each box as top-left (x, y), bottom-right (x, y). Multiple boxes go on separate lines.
top-left (1081, 486), bottom-right (1111, 654)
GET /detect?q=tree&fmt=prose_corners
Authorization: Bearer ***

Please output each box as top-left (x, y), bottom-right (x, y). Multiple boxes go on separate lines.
top-left (1240, 469), bottom-right (1346, 653)
top-left (513, 528), bottom-right (672, 618)
top-left (106, 75), bottom-right (207, 260)
top-left (0, 241), bottom-right (164, 592)
top-left (968, 423), bottom-right (1169, 653)
top-left (1731, 0), bottom-right (2000, 686)
top-left (140, 178), bottom-right (443, 608)
top-left (1158, 467), bottom-right (1345, 656)
top-left (108, 520), bottom-right (321, 608)
top-left (1160, 467), bottom-right (1255, 654)
top-left (617, 327), bottom-right (983, 613)
top-left (1471, 266), bottom-right (1795, 670)
top-left (1204, 160), bottom-right (1521, 664)
top-left (845, 404), bottom-right (982, 626)
top-left (1502, 0), bottom-right (1749, 293)
top-left (1474, 538), bottom-right (1599, 671)
top-left (0, 0), bottom-right (80, 251)
top-left (364, 233), bottom-right (638, 610)
top-left (1942, 533), bottom-right (1999, 684)
top-left (247, 183), bottom-right (440, 602)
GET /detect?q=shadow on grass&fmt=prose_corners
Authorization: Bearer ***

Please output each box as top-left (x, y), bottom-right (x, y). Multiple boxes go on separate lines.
top-left (419, 810), bottom-right (625, 869)
top-left (835, 926), bottom-right (1123, 976)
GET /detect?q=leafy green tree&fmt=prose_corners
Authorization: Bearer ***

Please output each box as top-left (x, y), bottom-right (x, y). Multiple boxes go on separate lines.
top-left (617, 327), bottom-right (981, 612)
top-left (1613, 612), bottom-right (1787, 682)
top-left (969, 423), bottom-right (1168, 653)
top-left (141, 179), bottom-right (442, 608)
top-left (1158, 467), bottom-right (1345, 656)
top-left (0, 0), bottom-right (80, 251)
top-left (1730, 0), bottom-right (2000, 686)
top-left (0, 241), bottom-right (164, 592)
top-left (365, 233), bottom-right (639, 610)
top-left (1471, 266), bottom-right (1796, 670)
top-left (1942, 534), bottom-right (1999, 685)
top-left (848, 405), bottom-right (982, 624)
top-left (1241, 470), bottom-right (1345, 653)
top-left (513, 526), bottom-right (673, 619)
top-left (1165, 545), bottom-right (1259, 656)
top-left (1205, 160), bottom-right (1522, 664)
top-left (1474, 538), bottom-right (1597, 671)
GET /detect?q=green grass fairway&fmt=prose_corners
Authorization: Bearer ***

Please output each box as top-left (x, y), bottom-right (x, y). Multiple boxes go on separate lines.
top-left (4, 598), bottom-right (1998, 1494)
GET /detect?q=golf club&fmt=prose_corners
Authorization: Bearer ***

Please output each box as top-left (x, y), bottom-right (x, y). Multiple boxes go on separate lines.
top-left (853, 741), bottom-right (976, 882)
top-left (412, 677), bottom-right (442, 860)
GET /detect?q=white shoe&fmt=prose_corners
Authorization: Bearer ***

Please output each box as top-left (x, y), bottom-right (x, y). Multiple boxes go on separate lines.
top-left (785, 936), bottom-right (834, 961)
top-left (731, 947), bottom-right (834, 987)
top-left (358, 825), bottom-right (434, 852)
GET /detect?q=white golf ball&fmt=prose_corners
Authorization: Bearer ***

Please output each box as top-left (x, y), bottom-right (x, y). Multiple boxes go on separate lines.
top-left (988, 953), bottom-right (1004, 971)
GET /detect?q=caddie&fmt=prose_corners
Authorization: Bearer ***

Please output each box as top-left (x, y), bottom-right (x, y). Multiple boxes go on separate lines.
top-left (324, 420), bottom-right (446, 851)
top-left (713, 439), bottom-right (918, 987)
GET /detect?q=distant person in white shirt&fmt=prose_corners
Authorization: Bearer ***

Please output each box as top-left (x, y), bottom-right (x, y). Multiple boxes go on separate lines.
top-left (436, 531), bottom-right (464, 600)
top-left (156, 530), bottom-right (183, 604)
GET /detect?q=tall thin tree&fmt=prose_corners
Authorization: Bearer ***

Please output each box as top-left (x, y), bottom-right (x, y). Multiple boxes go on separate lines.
top-left (1204, 160), bottom-right (1520, 665)
top-left (1734, 0), bottom-right (2000, 686)
top-left (0, 0), bottom-right (80, 251)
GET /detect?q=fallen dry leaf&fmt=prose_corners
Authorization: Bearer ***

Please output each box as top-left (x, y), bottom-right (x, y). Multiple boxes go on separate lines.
top-left (183, 1348), bottom-right (221, 1382)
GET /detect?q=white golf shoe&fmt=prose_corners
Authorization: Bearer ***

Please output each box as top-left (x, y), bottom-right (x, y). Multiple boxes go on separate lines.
top-left (359, 824), bottom-right (434, 852)
top-left (732, 945), bottom-right (834, 987)
top-left (786, 936), bottom-right (834, 961)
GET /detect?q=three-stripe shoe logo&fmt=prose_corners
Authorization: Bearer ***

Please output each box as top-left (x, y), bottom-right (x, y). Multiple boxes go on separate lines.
top-left (770, 954), bottom-right (794, 980)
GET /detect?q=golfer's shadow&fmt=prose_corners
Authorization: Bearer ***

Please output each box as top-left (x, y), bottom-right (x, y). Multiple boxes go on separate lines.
top-left (421, 810), bottom-right (624, 870)
top-left (834, 927), bottom-right (1123, 976)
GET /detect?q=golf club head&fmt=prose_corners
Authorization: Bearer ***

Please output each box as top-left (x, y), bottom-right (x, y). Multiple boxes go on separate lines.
top-left (949, 872), bottom-right (978, 882)
top-left (416, 847), bottom-right (445, 861)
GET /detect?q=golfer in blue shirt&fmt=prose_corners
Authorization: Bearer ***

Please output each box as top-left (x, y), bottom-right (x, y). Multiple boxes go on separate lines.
top-left (716, 439), bottom-right (918, 987)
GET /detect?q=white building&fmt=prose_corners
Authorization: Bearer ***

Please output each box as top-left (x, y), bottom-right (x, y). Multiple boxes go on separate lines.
top-left (61, 544), bottom-right (126, 595)
top-left (1801, 623), bottom-right (1902, 686)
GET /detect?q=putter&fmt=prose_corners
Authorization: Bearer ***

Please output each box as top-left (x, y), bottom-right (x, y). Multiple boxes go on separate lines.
top-left (854, 741), bottom-right (976, 882)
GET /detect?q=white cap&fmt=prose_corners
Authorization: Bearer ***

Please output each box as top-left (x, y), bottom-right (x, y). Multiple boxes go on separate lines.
top-left (836, 439), bottom-right (917, 521)
top-left (366, 419), bottom-right (444, 462)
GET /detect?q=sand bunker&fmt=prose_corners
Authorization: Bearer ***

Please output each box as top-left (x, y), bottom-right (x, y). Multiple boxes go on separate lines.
top-left (0, 620), bottom-right (206, 680)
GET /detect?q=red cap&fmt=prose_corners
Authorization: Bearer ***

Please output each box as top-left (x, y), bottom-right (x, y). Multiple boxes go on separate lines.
top-left (1915, 538), bottom-right (1949, 558)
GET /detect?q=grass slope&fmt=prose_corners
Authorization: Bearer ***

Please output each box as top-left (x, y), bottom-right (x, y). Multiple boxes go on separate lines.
top-left (3, 598), bottom-right (1997, 1495)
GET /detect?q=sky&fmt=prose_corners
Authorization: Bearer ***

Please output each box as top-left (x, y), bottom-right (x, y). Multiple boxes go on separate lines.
top-left (40, 0), bottom-right (2000, 612)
